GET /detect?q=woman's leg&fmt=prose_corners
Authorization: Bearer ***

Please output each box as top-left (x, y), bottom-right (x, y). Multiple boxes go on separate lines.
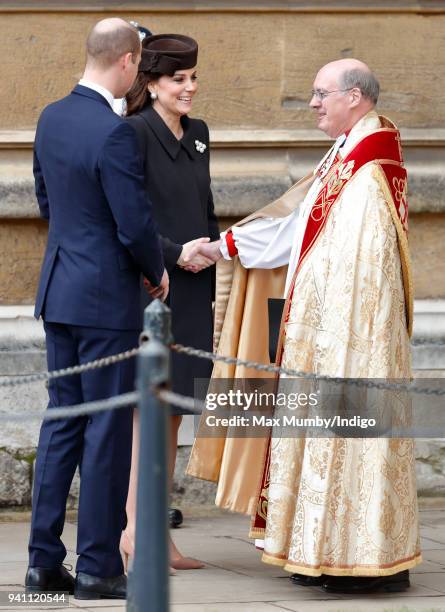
top-left (119, 410), bottom-right (139, 571)
top-left (169, 415), bottom-right (204, 570)
top-left (121, 412), bottom-right (203, 570)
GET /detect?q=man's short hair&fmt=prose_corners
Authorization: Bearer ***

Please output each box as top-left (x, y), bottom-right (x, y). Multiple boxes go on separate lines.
top-left (339, 68), bottom-right (380, 105)
top-left (86, 20), bottom-right (140, 69)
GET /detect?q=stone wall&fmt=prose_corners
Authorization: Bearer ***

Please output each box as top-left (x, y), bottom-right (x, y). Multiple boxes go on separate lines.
top-left (1, 4), bottom-right (445, 131)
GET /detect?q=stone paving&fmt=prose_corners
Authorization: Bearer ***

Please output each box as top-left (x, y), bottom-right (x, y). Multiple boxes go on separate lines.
top-left (0, 504), bottom-right (445, 612)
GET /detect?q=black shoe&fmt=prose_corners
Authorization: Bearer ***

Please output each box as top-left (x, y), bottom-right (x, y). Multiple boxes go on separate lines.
top-left (74, 572), bottom-right (126, 600)
top-left (25, 565), bottom-right (75, 594)
top-left (322, 570), bottom-right (410, 594)
top-left (169, 507), bottom-right (183, 528)
top-left (290, 573), bottom-right (325, 586)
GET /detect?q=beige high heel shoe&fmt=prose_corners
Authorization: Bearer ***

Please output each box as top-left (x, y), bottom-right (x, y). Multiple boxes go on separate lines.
top-left (170, 536), bottom-right (205, 570)
top-left (170, 557), bottom-right (205, 570)
top-left (120, 530), bottom-right (176, 575)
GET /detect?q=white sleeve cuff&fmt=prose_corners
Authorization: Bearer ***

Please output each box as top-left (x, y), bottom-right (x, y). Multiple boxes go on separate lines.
top-left (219, 231), bottom-right (231, 260)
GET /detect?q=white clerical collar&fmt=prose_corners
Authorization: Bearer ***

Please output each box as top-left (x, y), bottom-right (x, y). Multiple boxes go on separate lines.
top-left (315, 134), bottom-right (346, 178)
top-left (78, 79), bottom-right (114, 109)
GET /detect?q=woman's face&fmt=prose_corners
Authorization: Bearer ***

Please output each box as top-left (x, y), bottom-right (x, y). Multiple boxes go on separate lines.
top-left (150, 67), bottom-right (198, 117)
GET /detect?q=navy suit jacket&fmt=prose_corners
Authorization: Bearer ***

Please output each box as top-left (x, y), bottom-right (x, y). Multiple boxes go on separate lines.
top-left (34, 85), bottom-right (164, 330)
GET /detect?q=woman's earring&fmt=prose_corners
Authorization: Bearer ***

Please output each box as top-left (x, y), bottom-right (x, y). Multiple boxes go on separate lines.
top-left (150, 92), bottom-right (157, 101)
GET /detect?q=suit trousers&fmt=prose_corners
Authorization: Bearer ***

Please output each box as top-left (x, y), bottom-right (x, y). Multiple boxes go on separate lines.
top-left (28, 322), bottom-right (139, 577)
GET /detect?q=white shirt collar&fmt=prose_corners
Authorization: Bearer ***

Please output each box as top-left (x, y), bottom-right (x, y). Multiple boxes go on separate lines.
top-left (78, 79), bottom-right (114, 109)
top-left (112, 98), bottom-right (127, 117)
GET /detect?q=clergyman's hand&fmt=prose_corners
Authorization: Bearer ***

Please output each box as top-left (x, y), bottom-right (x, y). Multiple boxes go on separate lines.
top-left (182, 239), bottom-right (222, 272)
top-left (143, 268), bottom-right (169, 302)
top-left (178, 237), bottom-right (214, 273)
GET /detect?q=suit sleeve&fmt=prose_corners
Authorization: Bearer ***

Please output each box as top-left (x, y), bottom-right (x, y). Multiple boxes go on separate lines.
top-left (99, 121), bottom-right (164, 286)
top-left (33, 148), bottom-right (49, 220)
top-left (126, 116), bottom-right (183, 273)
top-left (159, 236), bottom-right (183, 272)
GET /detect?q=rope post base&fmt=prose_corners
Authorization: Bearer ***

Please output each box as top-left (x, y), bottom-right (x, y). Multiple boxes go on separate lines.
top-left (127, 299), bottom-right (171, 612)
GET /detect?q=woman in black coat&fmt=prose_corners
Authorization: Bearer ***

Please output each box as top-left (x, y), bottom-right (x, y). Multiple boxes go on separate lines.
top-left (120, 33), bottom-right (219, 571)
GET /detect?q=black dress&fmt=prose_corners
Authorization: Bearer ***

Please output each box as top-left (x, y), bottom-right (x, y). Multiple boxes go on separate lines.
top-left (126, 106), bottom-right (219, 413)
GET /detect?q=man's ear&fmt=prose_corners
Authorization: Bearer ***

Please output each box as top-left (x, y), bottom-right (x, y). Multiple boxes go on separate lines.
top-left (350, 87), bottom-right (362, 108)
top-left (122, 52), bottom-right (133, 70)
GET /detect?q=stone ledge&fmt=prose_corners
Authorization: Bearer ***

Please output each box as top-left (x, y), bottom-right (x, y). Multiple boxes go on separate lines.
top-left (415, 440), bottom-right (445, 497)
top-left (212, 175), bottom-right (293, 217)
top-left (0, 306), bottom-right (46, 374)
top-left (1, 173), bottom-right (444, 218)
top-left (0, 180), bottom-right (37, 219)
top-left (0, 379), bottom-right (48, 450)
top-left (0, 300), bottom-right (444, 362)
top-left (2, 129), bottom-right (445, 217)
top-left (0, 176), bottom-right (296, 219)
top-left (412, 300), bottom-right (445, 369)
top-left (0, 306), bottom-right (44, 351)
top-left (2, 128), bottom-right (445, 149)
top-left (408, 170), bottom-right (445, 214)
top-left (0, 448), bottom-right (32, 507)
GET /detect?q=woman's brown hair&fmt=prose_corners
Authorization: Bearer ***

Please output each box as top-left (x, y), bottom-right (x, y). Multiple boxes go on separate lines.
top-left (126, 71), bottom-right (159, 116)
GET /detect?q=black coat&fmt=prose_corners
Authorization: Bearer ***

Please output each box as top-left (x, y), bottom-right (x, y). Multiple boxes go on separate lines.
top-left (126, 106), bottom-right (219, 404)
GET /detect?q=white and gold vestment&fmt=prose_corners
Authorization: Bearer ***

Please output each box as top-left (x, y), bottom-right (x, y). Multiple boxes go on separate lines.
top-left (188, 111), bottom-right (421, 576)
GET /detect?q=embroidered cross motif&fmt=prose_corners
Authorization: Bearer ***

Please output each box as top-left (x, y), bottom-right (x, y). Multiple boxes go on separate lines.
top-left (311, 160), bottom-right (355, 222)
top-left (393, 176), bottom-right (408, 230)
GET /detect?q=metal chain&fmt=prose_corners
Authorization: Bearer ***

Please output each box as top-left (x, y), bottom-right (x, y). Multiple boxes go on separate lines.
top-left (0, 391), bottom-right (139, 423)
top-left (0, 347), bottom-right (140, 388)
top-left (157, 389), bottom-right (206, 415)
top-left (0, 389), bottom-right (197, 423)
top-left (411, 337), bottom-right (445, 347)
top-left (171, 344), bottom-right (445, 398)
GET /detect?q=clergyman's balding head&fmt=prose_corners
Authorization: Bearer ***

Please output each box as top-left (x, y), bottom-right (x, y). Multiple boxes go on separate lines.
top-left (335, 59), bottom-right (380, 105)
top-left (86, 18), bottom-right (140, 69)
top-left (310, 58), bottom-right (380, 138)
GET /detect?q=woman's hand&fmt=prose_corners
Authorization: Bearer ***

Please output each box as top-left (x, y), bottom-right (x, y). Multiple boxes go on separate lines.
top-left (178, 237), bottom-right (215, 273)
top-left (182, 239), bottom-right (222, 272)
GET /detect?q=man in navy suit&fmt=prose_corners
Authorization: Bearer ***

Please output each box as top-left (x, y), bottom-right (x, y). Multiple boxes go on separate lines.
top-left (26, 18), bottom-right (167, 599)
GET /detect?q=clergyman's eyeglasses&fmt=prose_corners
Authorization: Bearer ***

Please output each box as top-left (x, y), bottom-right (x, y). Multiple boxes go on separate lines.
top-left (310, 88), bottom-right (353, 101)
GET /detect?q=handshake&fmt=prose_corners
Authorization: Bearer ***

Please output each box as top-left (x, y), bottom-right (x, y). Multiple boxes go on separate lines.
top-left (143, 236), bottom-right (222, 302)
top-left (178, 237), bottom-right (222, 273)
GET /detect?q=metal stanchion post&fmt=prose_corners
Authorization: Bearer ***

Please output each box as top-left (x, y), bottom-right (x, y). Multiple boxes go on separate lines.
top-left (127, 300), bottom-right (172, 612)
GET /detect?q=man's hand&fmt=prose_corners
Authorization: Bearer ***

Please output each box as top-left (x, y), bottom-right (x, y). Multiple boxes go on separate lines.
top-left (178, 237), bottom-right (215, 273)
top-left (182, 239), bottom-right (222, 272)
top-left (144, 268), bottom-right (169, 301)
